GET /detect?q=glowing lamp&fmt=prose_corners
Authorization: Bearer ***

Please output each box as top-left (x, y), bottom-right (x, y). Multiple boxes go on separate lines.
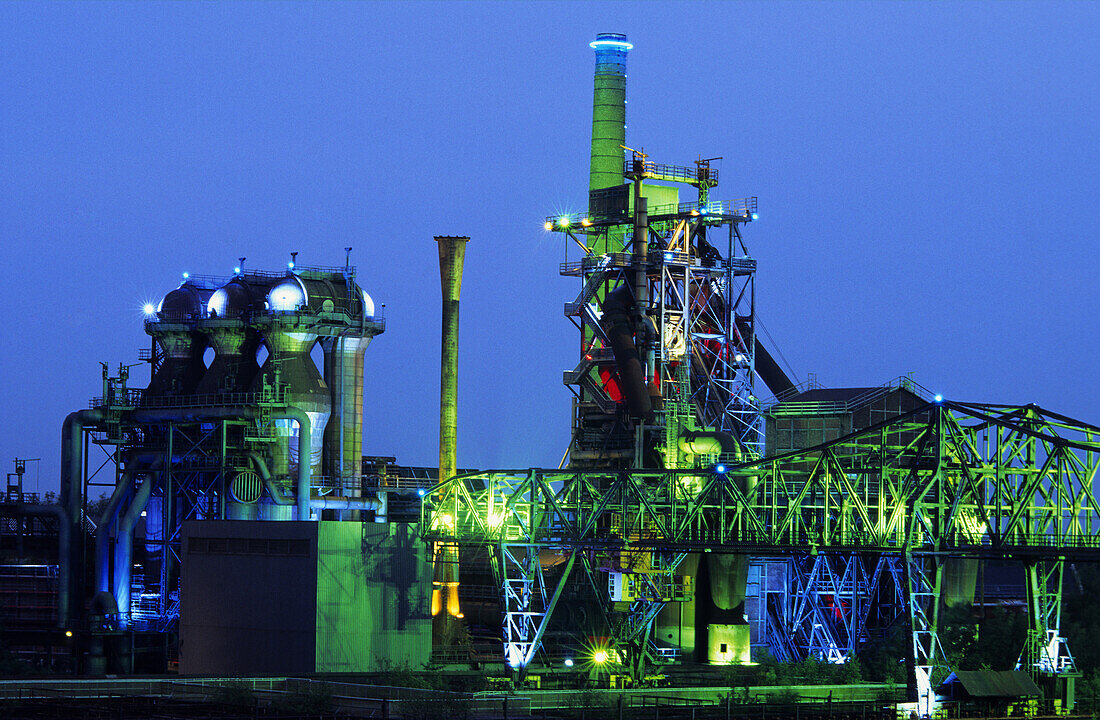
top-left (592, 649), bottom-right (609, 665)
top-left (181, 272), bottom-right (190, 279)
top-left (590, 39), bottom-right (633, 50)
top-left (934, 395), bottom-right (943, 403)
top-left (544, 221), bottom-right (553, 231)
top-left (417, 488), bottom-right (427, 497)
top-left (559, 216), bottom-right (571, 228)
top-left (65, 630), bottom-right (73, 638)
top-left (715, 464), bottom-right (727, 474)
top-left (564, 658), bottom-right (574, 667)
top-left (142, 303), bottom-right (156, 316)
top-left (233, 266), bottom-right (241, 274)
top-left (287, 261), bottom-right (295, 269)
top-left (751, 213), bottom-right (759, 220)
top-left (581, 218), bottom-right (592, 227)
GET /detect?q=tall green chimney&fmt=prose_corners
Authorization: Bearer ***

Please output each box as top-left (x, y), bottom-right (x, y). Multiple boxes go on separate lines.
top-left (589, 33), bottom-right (632, 193)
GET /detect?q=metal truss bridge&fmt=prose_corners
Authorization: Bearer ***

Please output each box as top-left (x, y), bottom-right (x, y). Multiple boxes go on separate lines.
top-left (423, 401), bottom-right (1100, 705)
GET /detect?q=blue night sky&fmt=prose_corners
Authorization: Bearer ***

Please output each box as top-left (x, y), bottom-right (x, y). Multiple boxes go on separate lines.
top-left (1, 2), bottom-right (1096, 494)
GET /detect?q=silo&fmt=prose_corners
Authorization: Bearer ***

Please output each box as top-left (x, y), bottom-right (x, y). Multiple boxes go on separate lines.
top-left (252, 274), bottom-right (332, 519)
top-left (195, 278), bottom-right (266, 396)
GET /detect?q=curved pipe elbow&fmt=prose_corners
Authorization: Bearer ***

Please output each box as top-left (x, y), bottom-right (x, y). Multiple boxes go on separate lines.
top-left (272, 409), bottom-right (311, 520)
top-left (248, 452), bottom-right (295, 506)
top-left (678, 430), bottom-right (741, 459)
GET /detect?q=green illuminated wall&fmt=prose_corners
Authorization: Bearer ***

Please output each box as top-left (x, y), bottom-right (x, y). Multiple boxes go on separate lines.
top-left (315, 521), bottom-right (432, 671)
top-left (181, 520), bottom-right (431, 675)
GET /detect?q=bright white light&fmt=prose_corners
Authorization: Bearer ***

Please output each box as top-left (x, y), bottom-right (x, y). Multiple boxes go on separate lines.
top-left (734, 353), bottom-right (745, 362)
top-left (233, 266), bottom-right (241, 274)
top-left (715, 464), bottom-right (727, 474)
top-left (589, 39), bottom-right (633, 50)
top-left (417, 488), bottom-right (427, 497)
top-left (287, 261), bottom-right (295, 269)
top-left (564, 658), bottom-right (574, 667)
top-left (181, 272), bottom-right (190, 279)
top-left (592, 649), bottom-right (609, 665)
top-left (559, 216), bottom-right (571, 228)
top-left (934, 394), bottom-right (943, 403)
top-left (544, 221), bottom-right (553, 231)
top-left (751, 213), bottom-right (759, 220)
top-left (207, 288), bottom-right (228, 317)
top-left (142, 303), bottom-right (156, 316)
top-left (268, 279), bottom-right (306, 312)
top-left (506, 644), bottom-right (524, 668)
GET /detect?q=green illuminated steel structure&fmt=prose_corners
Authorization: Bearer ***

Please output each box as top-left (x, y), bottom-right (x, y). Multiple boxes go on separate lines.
top-left (421, 33), bottom-right (1096, 712)
top-left (425, 401), bottom-right (1098, 702)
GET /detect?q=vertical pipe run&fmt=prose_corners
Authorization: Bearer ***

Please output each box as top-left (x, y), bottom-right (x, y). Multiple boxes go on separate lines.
top-left (435, 236), bottom-right (469, 621)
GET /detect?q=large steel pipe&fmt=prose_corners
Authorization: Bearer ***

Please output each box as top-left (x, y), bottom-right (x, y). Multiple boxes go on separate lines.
top-left (60, 409), bottom-right (105, 628)
top-left (600, 285), bottom-right (652, 420)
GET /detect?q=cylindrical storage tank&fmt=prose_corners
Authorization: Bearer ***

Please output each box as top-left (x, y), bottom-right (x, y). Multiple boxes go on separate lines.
top-left (252, 275), bottom-right (331, 503)
top-left (195, 278), bottom-right (267, 396)
top-left (698, 553), bottom-right (750, 664)
top-left (322, 287), bottom-right (381, 487)
top-left (145, 283), bottom-right (209, 398)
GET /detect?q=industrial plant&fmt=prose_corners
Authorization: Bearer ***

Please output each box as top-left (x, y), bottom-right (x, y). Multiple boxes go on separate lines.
top-left (2, 31), bottom-right (1098, 719)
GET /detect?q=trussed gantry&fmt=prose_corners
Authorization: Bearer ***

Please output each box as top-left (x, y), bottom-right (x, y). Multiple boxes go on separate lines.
top-left (425, 401), bottom-right (1099, 694)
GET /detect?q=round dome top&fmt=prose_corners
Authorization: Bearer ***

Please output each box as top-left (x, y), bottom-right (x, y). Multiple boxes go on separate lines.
top-left (208, 279), bottom-right (259, 319)
top-left (268, 277), bottom-right (307, 312)
top-left (361, 289), bottom-right (375, 317)
top-left (158, 283), bottom-right (204, 321)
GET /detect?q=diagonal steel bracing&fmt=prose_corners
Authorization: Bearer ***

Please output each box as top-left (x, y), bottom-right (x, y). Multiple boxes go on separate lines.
top-left (425, 401), bottom-right (1100, 683)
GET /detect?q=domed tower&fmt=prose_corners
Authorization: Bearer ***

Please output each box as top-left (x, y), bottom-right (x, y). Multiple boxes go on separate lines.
top-left (144, 282), bottom-right (209, 398)
top-left (251, 275), bottom-right (331, 506)
top-left (194, 278), bottom-right (267, 397)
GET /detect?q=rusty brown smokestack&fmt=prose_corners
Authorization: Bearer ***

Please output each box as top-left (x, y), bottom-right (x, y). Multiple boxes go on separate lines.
top-left (436, 236), bottom-right (468, 484)
top-left (434, 235), bottom-right (468, 623)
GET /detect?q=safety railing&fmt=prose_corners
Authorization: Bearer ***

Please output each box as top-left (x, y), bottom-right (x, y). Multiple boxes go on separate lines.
top-left (93, 389), bottom-right (289, 410)
top-left (624, 158), bottom-right (719, 185)
top-left (548, 196), bottom-right (757, 229)
top-left (762, 375), bottom-right (936, 414)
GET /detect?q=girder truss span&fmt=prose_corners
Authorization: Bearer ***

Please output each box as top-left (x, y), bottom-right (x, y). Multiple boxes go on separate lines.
top-left (426, 402), bottom-right (1100, 558)
top-left (425, 402), bottom-right (1100, 676)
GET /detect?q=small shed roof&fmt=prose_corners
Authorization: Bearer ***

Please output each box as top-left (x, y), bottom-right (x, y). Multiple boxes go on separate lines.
top-left (945, 670), bottom-right (1042, 698)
